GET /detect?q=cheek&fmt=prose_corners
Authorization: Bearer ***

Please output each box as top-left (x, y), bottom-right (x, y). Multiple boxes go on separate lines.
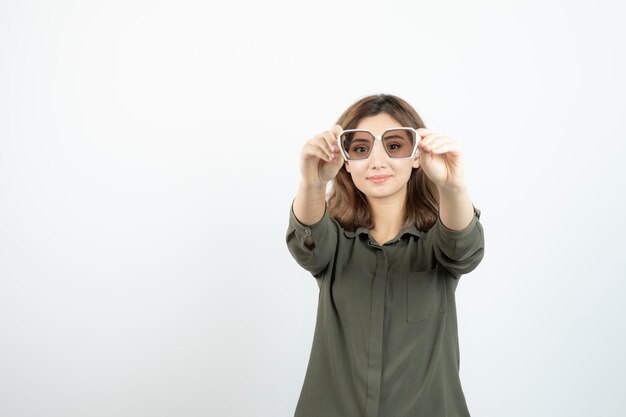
top-left (400, 169), bottom-right (413, 182)
top-left (348, 165), bottom-right (365, 178)
top-left (391, 162), bottom-right (411, 174)
top-left (348, 168), bottom-right (368, 189)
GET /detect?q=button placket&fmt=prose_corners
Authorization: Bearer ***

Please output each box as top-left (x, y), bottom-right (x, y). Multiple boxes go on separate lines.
top-left (364, 249), bottom-right (388, 417)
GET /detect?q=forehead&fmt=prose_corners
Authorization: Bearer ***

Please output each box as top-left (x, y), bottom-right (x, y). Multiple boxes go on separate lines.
top-left (355, 113), bottom-right (403, 135)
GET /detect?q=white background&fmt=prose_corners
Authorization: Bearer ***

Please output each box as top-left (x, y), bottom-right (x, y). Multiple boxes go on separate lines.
top-left (1, 0), bottom-right (625, 416)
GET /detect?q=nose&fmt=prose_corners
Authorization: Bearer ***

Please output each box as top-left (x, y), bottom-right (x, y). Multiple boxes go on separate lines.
top-left (368, 139), bottom-right (388, 167)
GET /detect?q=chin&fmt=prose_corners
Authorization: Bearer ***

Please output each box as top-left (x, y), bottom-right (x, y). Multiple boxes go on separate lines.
top-left (365, 187), bottom-right (394, 198)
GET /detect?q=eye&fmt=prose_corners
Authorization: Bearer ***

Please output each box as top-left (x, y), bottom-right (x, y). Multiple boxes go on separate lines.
top-left (387, 143), bottom-right (402, 150)
top-left (353, 145), bottom-right (369, 153)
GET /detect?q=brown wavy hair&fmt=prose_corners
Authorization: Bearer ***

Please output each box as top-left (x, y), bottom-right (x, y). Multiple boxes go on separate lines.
top-left (327, 94), bottom-right (439, 233)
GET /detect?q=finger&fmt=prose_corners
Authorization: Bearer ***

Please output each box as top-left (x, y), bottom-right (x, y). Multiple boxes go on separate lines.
top-left (321, 131), bottom-right (338, 156)
top-left (304, 142), bottom-right (334, 162)
top-left (429, 142), bottom-right (462, 154)
top-left (331, 124), bottom-right (343, 138)
top-left (419, 133), bottom-right (444, 144)
top-left (418, 134), bottom-right (447, 150)
top-left (418, 137), bottom-right (446, 159)
top-left (331, 124), bottom-right (344, 153)
top-left (429, 138), bottom-right (460, 153)
top-left (416, 128), bottom-right (431, 138)
top-left (330, 149), bottom-right (345, 166)
top-left (313, 134), bottom-right (334, 159)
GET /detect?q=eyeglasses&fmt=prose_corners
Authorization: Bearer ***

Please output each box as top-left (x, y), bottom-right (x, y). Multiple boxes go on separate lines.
top-left (337, 127), bottom-right (419, 161)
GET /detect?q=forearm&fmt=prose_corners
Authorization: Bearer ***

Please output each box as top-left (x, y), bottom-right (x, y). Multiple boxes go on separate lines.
top-left (437, 182), bottom-right (475, 230)
top-left (293, 180), bottom-right (327, 226)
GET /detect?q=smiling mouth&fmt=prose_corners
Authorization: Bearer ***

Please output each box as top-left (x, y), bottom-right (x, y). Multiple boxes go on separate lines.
top-left (368, 175), bottom-right (390, 183)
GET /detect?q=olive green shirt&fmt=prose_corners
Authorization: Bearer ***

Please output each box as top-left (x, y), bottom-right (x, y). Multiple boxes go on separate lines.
top-left (285, 198), bottom-right (485, 417)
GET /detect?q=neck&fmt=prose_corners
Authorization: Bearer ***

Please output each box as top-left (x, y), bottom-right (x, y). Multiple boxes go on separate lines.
top-left (367, 191), bottom-right (406, 235)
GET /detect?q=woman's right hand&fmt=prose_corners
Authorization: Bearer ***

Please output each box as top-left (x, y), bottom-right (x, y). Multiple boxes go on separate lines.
top-left (299, 124), bottom-right (345, 187)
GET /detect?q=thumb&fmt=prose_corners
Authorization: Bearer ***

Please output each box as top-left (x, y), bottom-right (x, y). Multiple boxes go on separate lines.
top-left (332, 124), bottom-right (344, 137)
top-left (331, 124), bottom-right (344, 153)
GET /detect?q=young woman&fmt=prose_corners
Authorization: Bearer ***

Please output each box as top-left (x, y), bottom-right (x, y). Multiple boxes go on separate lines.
top-left (286, 94), bottom-right (485, 417)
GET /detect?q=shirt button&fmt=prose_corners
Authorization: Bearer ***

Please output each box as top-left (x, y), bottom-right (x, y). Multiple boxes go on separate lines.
top-left (304, 228), bottom-right (311, 235)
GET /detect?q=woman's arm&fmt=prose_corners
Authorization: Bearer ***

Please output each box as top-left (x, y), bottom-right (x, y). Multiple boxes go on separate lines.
top-left (414, 127), bottom-right (477, 230)
top-left (286, 125), bottom-right (344, 278)
top-left (293, 124), bottom-right (344, 225)
top-left (293, 180), bottom-right (327, 226)
top-left (428, 184), bottom-right (484, 278)
top-left (286, 183), bottom-right (338, 278)
top-left (415, 128), bottom-right (484, 278)
top-left (437, 182), bottom-right (475, 230)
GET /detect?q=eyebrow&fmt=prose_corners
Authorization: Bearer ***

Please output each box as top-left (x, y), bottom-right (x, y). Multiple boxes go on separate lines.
top-left (383, 134), bottom-right (409, 140)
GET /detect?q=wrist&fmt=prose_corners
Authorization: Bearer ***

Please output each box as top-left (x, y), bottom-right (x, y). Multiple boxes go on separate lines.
top-left (437, 181), bottom-right (468, 194)
top-left (300, 179), bottom-right (328, 192)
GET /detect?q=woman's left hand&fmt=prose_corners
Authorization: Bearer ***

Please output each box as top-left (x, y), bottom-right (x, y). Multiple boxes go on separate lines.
top-left (415, 128), bottom-right (466, 190)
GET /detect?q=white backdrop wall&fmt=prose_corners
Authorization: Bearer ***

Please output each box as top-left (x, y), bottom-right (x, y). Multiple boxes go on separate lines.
top-left (1, 1), bottom-right (624, 416)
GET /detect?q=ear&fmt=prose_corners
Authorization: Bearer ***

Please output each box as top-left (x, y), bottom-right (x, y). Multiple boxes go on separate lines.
top-left (345, 160), bottom-right (351, 173)
top-left (412, 155), bottom-right (420, 170)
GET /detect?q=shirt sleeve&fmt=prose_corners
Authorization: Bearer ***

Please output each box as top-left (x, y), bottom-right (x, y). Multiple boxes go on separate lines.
top-left (428, 205), bottom-right (485, 279)
top-left (285, 198), bottom-right (338, 279)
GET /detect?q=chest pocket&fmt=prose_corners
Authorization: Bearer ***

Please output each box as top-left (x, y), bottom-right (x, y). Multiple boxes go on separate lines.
top-left (406, 267), bottom-right (447, 323)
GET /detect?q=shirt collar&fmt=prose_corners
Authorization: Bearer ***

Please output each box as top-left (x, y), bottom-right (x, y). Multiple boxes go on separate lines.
top-left (343, 223), bottom-right (424, 239)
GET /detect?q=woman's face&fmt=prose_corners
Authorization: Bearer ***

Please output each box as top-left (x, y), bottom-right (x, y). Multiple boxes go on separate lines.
top-left (344, 112), bottom-right (420, 201)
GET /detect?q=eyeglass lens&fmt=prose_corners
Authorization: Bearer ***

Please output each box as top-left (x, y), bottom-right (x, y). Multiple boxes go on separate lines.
top-left (339, 129), bottom-right (416, 160)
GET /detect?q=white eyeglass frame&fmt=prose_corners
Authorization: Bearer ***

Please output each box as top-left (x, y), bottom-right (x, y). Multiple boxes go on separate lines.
top-left (336, 127), bottom-right (420, 162)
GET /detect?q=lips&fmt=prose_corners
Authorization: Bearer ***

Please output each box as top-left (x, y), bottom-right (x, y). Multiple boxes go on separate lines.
top-left (368, 175), bottom-right (390, 183)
